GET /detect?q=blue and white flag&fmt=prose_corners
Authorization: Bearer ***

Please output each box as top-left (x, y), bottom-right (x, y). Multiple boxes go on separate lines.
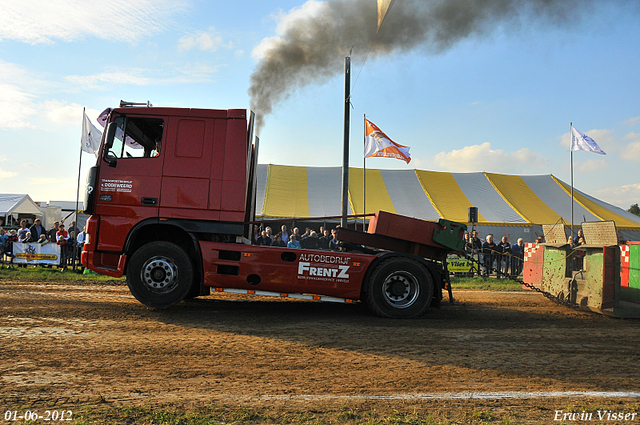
top-left (81, 110), bottom-right (102, 157)
top-left (571, 127), bottom-right (606, 155)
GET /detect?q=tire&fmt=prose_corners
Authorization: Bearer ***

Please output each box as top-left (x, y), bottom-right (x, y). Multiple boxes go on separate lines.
top-left (365, 257), bottom-right (434, 318)
top-left (126, 241), bottom-right (194, 308)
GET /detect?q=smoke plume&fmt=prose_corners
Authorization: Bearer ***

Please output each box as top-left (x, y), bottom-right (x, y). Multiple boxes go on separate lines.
top-left (249, 0), bottom-right (629, 132)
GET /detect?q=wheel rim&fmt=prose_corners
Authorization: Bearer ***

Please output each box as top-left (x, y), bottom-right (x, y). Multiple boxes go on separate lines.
top-left (140, 255), bottom-right (179, 294)
top-left (381, 271), bottom-right (420, 309)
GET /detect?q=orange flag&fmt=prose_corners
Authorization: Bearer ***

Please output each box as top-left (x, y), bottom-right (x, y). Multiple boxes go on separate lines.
top-left (364, 119), bottom-right (411, 164)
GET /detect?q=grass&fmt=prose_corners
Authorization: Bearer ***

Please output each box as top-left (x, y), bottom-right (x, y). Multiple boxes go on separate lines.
top-left (47, 404), bottom-right (515, 425)
top-left (451, 276), bottom-right (526, 292)
top-left (0, 264), bottom-right (124, 284)
top-left (0, 264), bottom-right (522, 291)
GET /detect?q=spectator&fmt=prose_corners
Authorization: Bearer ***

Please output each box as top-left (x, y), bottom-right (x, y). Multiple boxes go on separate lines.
top-left (67, 231), bottom-right (78, 266)
top-left (272, 233), bottom-right (286, 247)
top-left (29, 218), bottom-right (46, 242)
top-left (17, 220), bottom-right (30, 242)
top-left (57, 224), bottom-right (69, 267)
top-left (265, 226), bottom-right (273, 243)
top-left (48, 221), bottom-right (60, 243)
top-left (463, 232), bottom-right (472, 254)
top-left (482, 234), bottom-right (497, 277)
top-left (318, 230), bottom-right (331, 250)
top-left (300, 228), bottom-right (311, 245)
top-left (571, 229), bottom-right (586, 270)
top-left (37, 234), bottom-right (48, 244)
top-left (302, 231), bottom-right (319, 249)
top-left (511, 238), bottom-right (525, 276)
top-left (75, 227), bottom-right (86, 263)
top-left (497, 236), bottom-right (511, 277)
top-left (573, 229), bottom-right (586, 246)
top-left (329, 229), bottom-right (339, 251)
top-left (257, 230), bottom-right (272, 246)
top-left (76, 226), bottom-right (86, 246)
top-left (5, 230), bottom-right (18, 265)
top-left (0, 229), bottom-right (7, 264)
top-left (67, 221), bottom-right (79, 236)
top-left (287, 234), bottom-right (301, 249)
top-left (281, 225), bottom-right (289, 244)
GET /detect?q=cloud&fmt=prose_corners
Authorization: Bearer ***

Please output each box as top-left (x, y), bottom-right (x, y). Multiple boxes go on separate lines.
top-left (0, 62), bottom-right (101, 129)
top-left (576, 158), bottom-right (607, 172)
top-left (174, 63), bottom-right (219, 82)
top-left (178, 29), bottom-right (225, 52)
top-left (0, 0), bottom-right (187, 44)
top-left (0, 169), bottom-right (18, 179)
top-left (65, 65), bottom-right (218, 89)
top-left (65, 71), bottom-right (153, 88)
top-left (624, 116), bottom-right (640, 126)
top-left (0, 61), bottom-right (42, 129)
top-left (593, 183), bottom-right (640, 209)
top-left (41, 100), bottom-right (89, 126)
top-left (431, 142), bottom-right (548, 173)
top-left (29, 177), bottom-right (73, 185)
top-left (621, 131), bottom-right (640, 160)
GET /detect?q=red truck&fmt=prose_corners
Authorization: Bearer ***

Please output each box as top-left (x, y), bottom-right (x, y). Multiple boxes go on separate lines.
top-left (81, 104), bottom-right (466, 318)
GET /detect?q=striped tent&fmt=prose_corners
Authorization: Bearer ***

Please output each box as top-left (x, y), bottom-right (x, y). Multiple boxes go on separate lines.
top-left (255, 164), bottom-right (640, 242)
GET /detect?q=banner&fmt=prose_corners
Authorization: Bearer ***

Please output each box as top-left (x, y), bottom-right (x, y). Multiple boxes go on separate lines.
top-left (13, 243), bottom-right (61, 265)
top-left (447, 254), bottom-right (475, 274)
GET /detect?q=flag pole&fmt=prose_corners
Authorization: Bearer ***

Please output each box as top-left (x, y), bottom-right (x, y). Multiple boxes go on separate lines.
top-left (73, 108), bottom-right (85, 271)
top-left (341, 56), bottom-right (351, 228)
top-left (363, 114), bottom-right (366, 231)
top-left (570, 122), bottom-right (574, 242)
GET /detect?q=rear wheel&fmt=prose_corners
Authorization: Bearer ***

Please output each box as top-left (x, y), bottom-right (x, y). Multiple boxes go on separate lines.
top-left (126, 241), bottom-right (193, 308)
top-left (365, 257), bottom-right (434, 318)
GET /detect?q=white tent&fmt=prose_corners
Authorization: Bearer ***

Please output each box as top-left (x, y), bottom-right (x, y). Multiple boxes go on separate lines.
top-left (0, 194), bottom-right (43, 226)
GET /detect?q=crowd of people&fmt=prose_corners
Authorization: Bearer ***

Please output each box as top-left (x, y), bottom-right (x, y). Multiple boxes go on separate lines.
top-left (252, 225), bottom-right (533, 278)
top-left (463, 230), bottom-right (526, 278)
top-left (0, 219), bottom-right (86, 268)
top-left (253, 224), bottom-right (341, 251)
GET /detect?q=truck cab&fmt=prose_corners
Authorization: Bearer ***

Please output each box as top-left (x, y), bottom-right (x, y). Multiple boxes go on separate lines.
top-left (82, 106), bottom-right (258, 299)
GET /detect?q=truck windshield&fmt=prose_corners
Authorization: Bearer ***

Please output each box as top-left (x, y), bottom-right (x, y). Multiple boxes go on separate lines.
top-left (108, 116), bottom-right (164, 159)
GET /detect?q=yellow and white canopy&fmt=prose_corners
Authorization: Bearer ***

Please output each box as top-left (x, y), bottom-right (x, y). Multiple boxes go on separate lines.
top-left (255, 165), bottom-right (640, 239)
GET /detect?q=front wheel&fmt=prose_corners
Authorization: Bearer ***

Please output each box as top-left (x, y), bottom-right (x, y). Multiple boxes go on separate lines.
top-left (126, 242), bottom-right (193, 308)
top-left (365, 257), bottom-right (434, 318)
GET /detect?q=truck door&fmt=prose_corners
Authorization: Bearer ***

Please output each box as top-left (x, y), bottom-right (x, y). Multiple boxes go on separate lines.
top-left (95, 116), bottom-right (165, 250)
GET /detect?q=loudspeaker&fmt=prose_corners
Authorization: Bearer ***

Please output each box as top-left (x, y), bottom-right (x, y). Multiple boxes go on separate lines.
top-left (468, 206), bottom-right (478, 223)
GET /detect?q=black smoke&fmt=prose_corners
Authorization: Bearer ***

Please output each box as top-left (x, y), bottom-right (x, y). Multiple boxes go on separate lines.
top-left (249, 0), bottom-right (632, 132)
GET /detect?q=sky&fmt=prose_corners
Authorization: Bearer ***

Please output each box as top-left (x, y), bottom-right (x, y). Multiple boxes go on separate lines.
top-left (1, 0), bottom-right (640, 210)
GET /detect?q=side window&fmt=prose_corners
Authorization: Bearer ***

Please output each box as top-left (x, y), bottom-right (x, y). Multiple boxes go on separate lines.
top-left (109, 117), bottom-right (164, 159)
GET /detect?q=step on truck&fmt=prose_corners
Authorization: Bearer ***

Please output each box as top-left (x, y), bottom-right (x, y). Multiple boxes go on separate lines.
top-left (81, 103), bottom-right (466, 318)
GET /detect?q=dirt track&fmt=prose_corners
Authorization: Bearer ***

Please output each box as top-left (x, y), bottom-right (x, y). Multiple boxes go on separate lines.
top-left (1, 280), bottom-right (640, 423)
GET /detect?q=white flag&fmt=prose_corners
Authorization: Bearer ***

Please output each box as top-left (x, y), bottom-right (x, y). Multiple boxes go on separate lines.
top-left (81, 110), bottom-right (102, 157)
top-left (571, 127), bottom-right (606, 155)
